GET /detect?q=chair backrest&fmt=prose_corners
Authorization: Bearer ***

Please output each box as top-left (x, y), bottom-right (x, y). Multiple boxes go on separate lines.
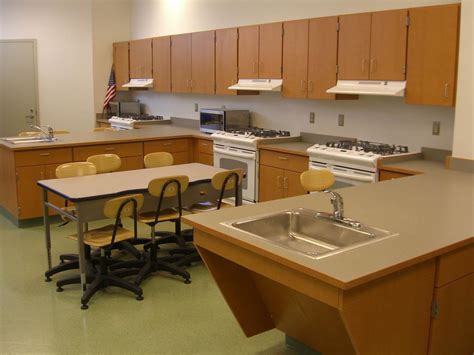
top-left (300, 170), bottom-right (335, 192)
top-left (212, 169), bottom-right (244, 208)
top-left (86, 154), bottom-right (122, 174)
top-left (148, 175), bottom-right (189, 198)
top-left (103, 194), bottom-right (144, 219)
top-left (55, 162), bottom-right (97, 178)
top-left (144, 152), bottom-right (174, 168)
top-left (18, 131), bottom-right (41, 137)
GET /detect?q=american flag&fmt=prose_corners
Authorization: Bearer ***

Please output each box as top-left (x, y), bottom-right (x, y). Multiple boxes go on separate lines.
top-left (103, 66), bottom-right (116, 108)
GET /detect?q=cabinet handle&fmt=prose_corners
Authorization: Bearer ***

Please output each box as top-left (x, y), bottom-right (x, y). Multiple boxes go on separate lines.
top-left (283, 176), bottom-right (288, 189)
top-left (300, 80), bottom-right (307, 92)
top-left (444, 83), bottom-right (449, 98)
top-left (105, 147), bottom-right (115, 151)
top-left (201, 143), bottom-right (209, 147)
top-left (40, 171), bottom-right (44, 179)
top-left (308, 81), bottom-right (314, 93)
top-left (253, 62), bottom-right (258, 74)
top-left (39, 153), bottom-right (50, 157)
top-left (370, 59), bottom-right (376, 73)
top-left (277, 156), bottom-right (288, 161)
top-left (276, 175), bottom-right (283, 188)
top-left (162, 142), bottom-right (172, 146)
top-left (362, 59), bottom-right (368, 73)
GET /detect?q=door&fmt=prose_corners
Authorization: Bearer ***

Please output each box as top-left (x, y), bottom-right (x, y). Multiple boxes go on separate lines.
top-left (308, 16), bottom-right (338, 100)
top-left (259, 165), bottom-right (283, 202)
top-left (259, 22), bottom-right (283, 79)
top-left (282, 20), bottom-right (309, 99)
top-left (238, 25), bottom-right (259, 79)
top-left (129, 38), bottom-right (152, 79)
top-left (370, 9), bottom-right (408, 80)
top-left (191, 31), bottom-right (215, 94)
top-left (113, 41), bottom-right (129, 91)
top-left (406, 4), bottom-right (460, 106)
top-left (338, 13), bottom-right (371, 80)
top-left (152, 36), bottom-right (171, 92)
top-left (171, 34), bottom-right (192, 93)
top-left (0, 40), bottom-right (39, 136)
top-left (216, 28), bottom-right (238, 95)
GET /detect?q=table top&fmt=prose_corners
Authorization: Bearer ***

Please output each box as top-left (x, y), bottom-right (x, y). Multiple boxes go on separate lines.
top-left (38, 163), bottom-right (226, 202)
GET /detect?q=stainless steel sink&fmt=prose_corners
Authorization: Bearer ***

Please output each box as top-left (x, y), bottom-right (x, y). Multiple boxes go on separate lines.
top-left (222, 208), bottom-right (397, 259)
top-left (3, 137), bottom-right (58, 144)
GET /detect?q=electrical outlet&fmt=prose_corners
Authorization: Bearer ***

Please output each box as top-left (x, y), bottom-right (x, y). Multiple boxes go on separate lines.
top-left (309, 112), bottom-right (315, 124)
top-left (432, 121), bottom-right (440, 135)
top-left (221, 105), bottom-right (226, 109)
top-left (194, 103), bottom-right (199, 112)
top-left (338, 114), bottom-right (345, 127)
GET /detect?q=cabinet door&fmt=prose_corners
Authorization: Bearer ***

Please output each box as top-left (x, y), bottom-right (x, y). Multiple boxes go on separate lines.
top-left (171, 34), bottom-right (192, 93)
top-left (282, 20), bottom-right (309, 98)
top-left (129, 38), bottom-right (152, 79)
top-left (216, 28), bottom-right (238, 95)
top-left (152, 36), bottom-right (171, 92)
top-left (196, 153), bottom-right (214, 166)
top-left (113, 41), bottom-right (129, 91)
top-left (16, 166), bottom-right (44, 219)
top-left (338, 13), bottom-right (371, 79)
top-left (259, 22), bottom-right (283, 79)
top-left (370, 10), bottom-right (408, 80)
top-left (119, 156), bottom-right (144, 171)
top-left (406, 4), bottom-right (460, 106)
top-left (283, 170), bottom-right (307, 198)
top-left (308, 16), bottom-right (338, 100)
top-left (259, 165), bottom-right (284, 202)
top-left (428, 274), bottom-right (474, 355)
top-left (192, 31), bottom-right (215, 95)
top-left (238, 25), bottom-right (259, 79)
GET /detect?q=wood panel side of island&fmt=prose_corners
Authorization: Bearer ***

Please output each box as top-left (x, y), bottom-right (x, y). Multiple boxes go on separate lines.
top-left (0, 147), bottom-right (18, 218)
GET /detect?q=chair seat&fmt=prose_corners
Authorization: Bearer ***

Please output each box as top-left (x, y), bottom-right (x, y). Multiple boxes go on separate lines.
top-left (60, 205), bottom-right (76, 221)
top-left (68, 225), bottom-right (134, 248)
top-left (187, 201), bottom-right (233, 214)
top-left (138, 208), bottom-right (180, 224)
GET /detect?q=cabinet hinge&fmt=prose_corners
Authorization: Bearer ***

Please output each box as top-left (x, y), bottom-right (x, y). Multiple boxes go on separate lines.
top-left (431, 300), bottom-right (439, 319)
top-left (336, 21), bottom-right (340, 32)
top-left (405, 15), bottom-right (410, 27)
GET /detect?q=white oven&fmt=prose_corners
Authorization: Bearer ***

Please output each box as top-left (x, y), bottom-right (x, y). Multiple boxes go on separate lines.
top-left (309, 161), bottom-right (377, 189)
top-left (214, 143), bottom-right (257, 202)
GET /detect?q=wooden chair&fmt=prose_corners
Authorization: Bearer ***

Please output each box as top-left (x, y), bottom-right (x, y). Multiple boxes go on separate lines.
top-left (86, 154), bottom-right (122, 174)
top-left (56, 194), bottom-right (145, 310)
top-left (144, 152), bottom-right (174, 168)
top-left (300, 170), bottom-right (335, 192)
top-left (110, 176), bottom-right (191, 285)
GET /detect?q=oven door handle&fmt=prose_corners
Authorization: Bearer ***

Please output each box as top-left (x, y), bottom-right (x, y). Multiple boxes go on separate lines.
top-left (214, 147), bottom-right (256, 159)
top-left (331, 170), bottom-right (374, 182)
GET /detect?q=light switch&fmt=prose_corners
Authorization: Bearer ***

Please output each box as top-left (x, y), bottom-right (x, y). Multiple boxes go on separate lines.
top-left (309, 112), bottom-right (315, 124)
top-left (432, 121), bottom-right (440, 135)
top-left (338, 114), bottom-right (345, 127)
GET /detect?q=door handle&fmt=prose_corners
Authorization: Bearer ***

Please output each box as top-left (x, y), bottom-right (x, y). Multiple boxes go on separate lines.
top-left (283, 176), bottom-right (288, 189)
top-left (370, 59), bottom-right (376, 73)
top-left (362, 59), bottom-right (368, 73)
top-left (24, 115), bottom-right (35, 120)
top-left (444, 83), bottom-right (449, 98)
top-left (308, 81), bottom-right (314, 93)
top-left (276, 175), bottom-right (283, 189)
top-left (253, 62), bottom-right (258, 75)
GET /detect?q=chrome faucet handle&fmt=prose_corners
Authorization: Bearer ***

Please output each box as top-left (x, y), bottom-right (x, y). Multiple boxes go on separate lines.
top-left (323, 190), bottom-right (344, 220)
top-left (30, 125), bottom-right (54, 140)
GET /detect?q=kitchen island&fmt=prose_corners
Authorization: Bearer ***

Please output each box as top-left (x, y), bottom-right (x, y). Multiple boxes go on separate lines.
top-left (183, 170), bottom-right (474, 354)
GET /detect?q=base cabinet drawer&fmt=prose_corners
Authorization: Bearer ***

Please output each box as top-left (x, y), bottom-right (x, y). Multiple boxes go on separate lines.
top-left (144, 139), bottom-right (190, 154)
top-left (196, 153), bottom-right (213, 166)
top-left (73, 143), bottom-right (143, 161)
top-left (259, 150), bottom-right (308, 172)
top-left (15, 148), bottom-right (73, 167)
top-left (379, 170), bottom-right (411, 181)
top-left (196, 139), bottom-right (213, 155)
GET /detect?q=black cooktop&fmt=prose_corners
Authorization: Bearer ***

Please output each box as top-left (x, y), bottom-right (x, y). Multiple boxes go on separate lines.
top-left (326, 140), bottom-right (409, 155)
top-left (228, 127), bottom-right (291, 138)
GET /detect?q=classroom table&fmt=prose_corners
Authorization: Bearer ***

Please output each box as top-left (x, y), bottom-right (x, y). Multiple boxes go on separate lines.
top-left (37, 163), bottom-right (242, 302)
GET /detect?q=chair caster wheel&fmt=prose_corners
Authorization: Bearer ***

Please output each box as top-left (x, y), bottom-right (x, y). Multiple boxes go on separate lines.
top-left (81, 304), bottom-right (89, 310)
top-left (136, 295), bottom-right (144, 301)
top-left (56, 287), bottom-right (64, 292)
top-left (45, 277), bottom-right (52, 282)
top-left (184, 279), bottom-right (191, 284)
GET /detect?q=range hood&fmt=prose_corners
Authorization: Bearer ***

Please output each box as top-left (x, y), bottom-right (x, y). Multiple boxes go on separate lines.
top-left (122, 78), bottom-right (154, 88)
top-left (326, 80), bottom-right (406, 97)
top-left (228, 79), bottom-right (283, 92)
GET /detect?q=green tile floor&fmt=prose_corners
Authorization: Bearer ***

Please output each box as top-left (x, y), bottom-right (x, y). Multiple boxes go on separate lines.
top-left (0, 214), bottom-right (297, 354)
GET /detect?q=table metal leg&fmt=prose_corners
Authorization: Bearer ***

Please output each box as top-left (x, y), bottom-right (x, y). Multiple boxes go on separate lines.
top-left (76, 216), bottom-right (88, 294)
top-left (42, 189), bottom-right (52, 271)
top-left (236, 186), bottom-right (243, 206)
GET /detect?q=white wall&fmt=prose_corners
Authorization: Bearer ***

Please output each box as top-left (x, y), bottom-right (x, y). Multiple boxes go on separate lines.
top-left (452, 0), bottom-right (473, 159)
top-left (0, 0), bottom-right (96, 132)
top-left (130, 0), bottom-right (465, 153)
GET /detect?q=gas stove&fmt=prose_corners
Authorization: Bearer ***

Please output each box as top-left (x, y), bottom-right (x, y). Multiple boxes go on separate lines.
top-left (211, 128), bottom-right (291, 148)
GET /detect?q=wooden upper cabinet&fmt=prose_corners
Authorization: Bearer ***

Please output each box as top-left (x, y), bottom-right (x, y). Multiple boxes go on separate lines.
top-left (216, 28), bottom-right (238, 95)
top-left (152, 36), bottom-right (171, 92)
top-left (370, 10), bottom-right (408, 80)
top-left (282, 20), bottom-right (309, 99)
top-left (338, 13), bottom-right (372, 80)
top-left (171, 33), bottom-right (192, 93)
top-left (406, 4), bottom-right (460, 106)
top-left (308, 16), bottom-right (338, 100)
top-left (191, 30), bottom-right (216, 95)
top-left (259, 22), bottom-right (283, 79)
top-left (113, 41), bottom-right (129, 91)
top-left (238, 25), bottom-right (259, 79)
top-left (129, 38), bottom-right (152, 79)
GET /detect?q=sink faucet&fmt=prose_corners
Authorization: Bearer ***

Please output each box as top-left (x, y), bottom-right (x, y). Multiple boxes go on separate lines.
top-left (30, 125), bottom-right (55, 141)
top-left (325, 190), bottom-right (344, 220)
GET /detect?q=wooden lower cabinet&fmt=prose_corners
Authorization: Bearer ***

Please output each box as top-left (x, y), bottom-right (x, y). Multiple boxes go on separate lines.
top-left (194, 138), bottom-right (214, 166)
top-left (196, 153), bottom-right (213, 166)
top-left (379, 169), bottom-right (412, 181)
top-left (259, 150), bottom-right (308, 202)
top-left (119, 156), bottom-right (144, 171)
top-left (144, 138), bottom-right (191, 165)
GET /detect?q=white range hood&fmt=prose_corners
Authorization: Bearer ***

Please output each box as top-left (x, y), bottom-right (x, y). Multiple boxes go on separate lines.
top-left (122, 78), bottom-right (154, 88)
top-left (326, 80), bottom-right (406, 97)
top-left (228, 79), bottom-right (283, 92)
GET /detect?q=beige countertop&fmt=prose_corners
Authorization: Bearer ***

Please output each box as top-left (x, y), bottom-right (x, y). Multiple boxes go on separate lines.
top-left (183, 169), bottom-right (474, 289)
top-left (0, 125), bottom-right (213, 151)
top-left (258, 142), bottom-right (314, 156)
top-left (380, 158), bottom-right (446, 175)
